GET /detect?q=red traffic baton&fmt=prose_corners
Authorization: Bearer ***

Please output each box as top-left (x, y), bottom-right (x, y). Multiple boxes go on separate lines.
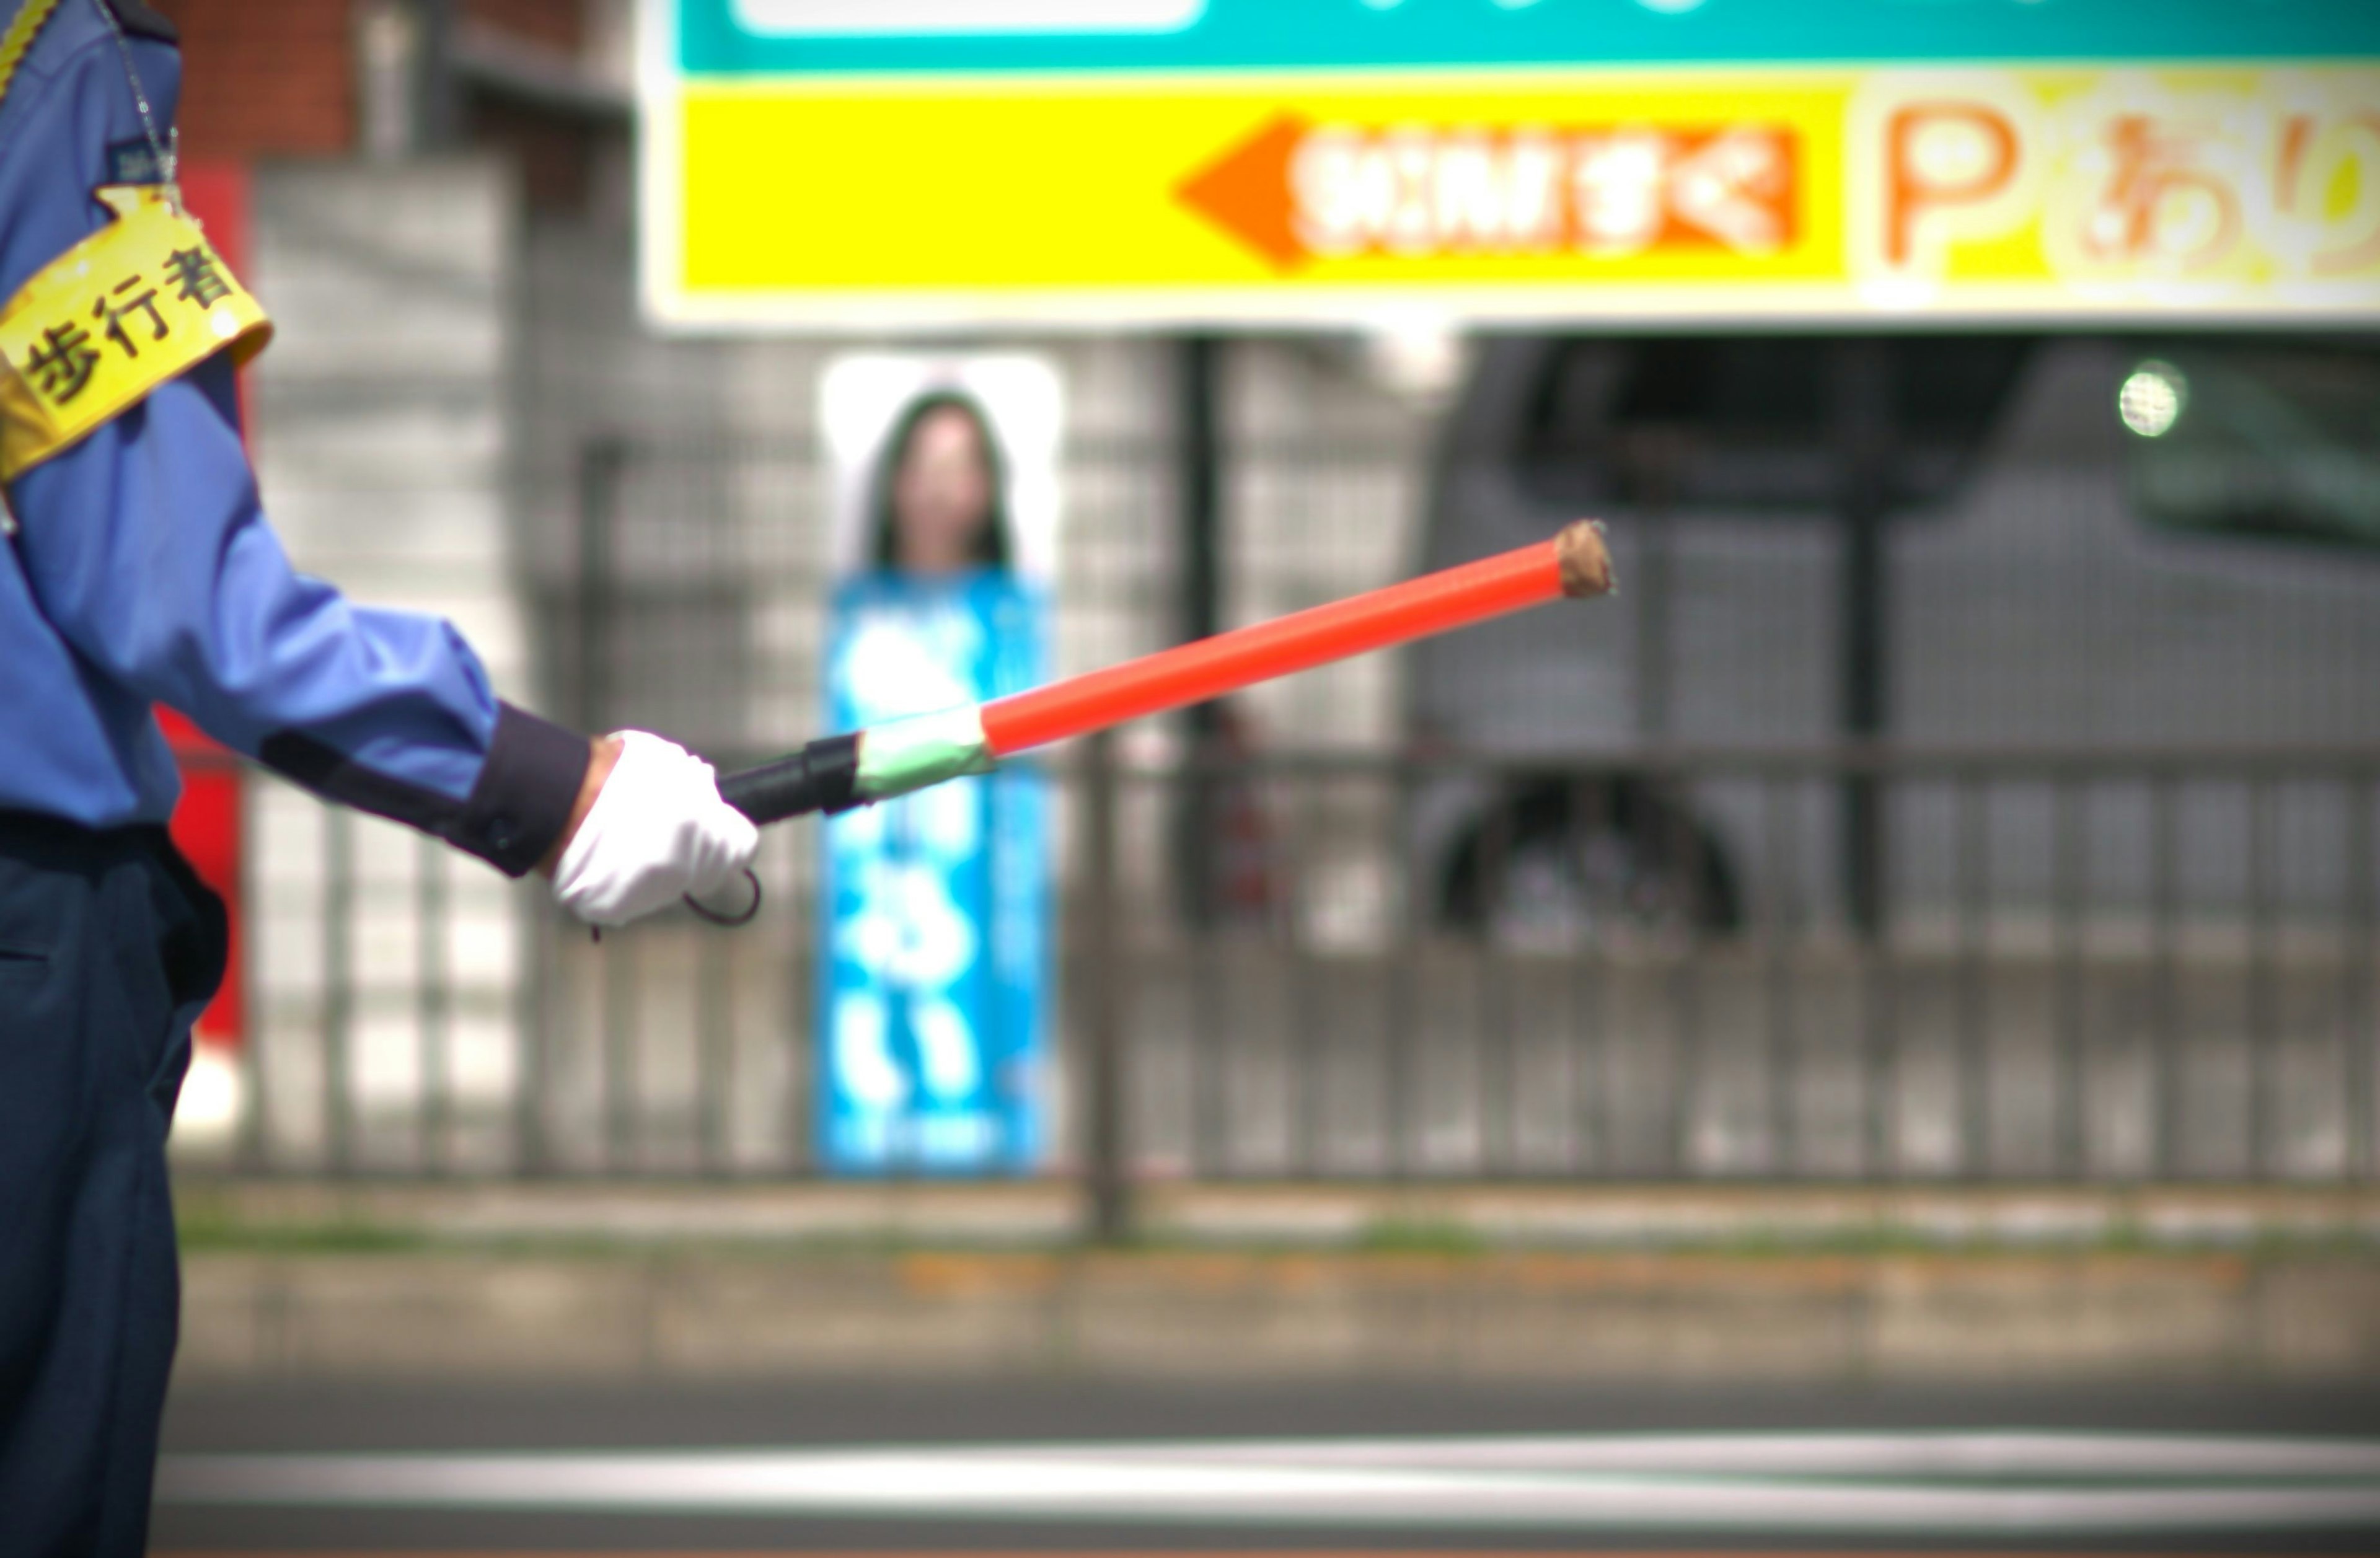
top-left (718, 519), bottom-right (1613, 826)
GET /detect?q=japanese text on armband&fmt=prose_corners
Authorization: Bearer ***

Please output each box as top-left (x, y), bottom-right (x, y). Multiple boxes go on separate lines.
top-left (0, 185), bottom-right (271, 482)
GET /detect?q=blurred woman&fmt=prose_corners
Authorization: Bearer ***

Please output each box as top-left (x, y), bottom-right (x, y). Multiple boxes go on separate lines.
top-left (820, 392), bottom-right (1048, 1174)
top-left (873, 395), bottom-right (1011, 574)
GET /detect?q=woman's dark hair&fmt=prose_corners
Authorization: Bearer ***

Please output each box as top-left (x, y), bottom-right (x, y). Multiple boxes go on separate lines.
top-left (867, 392), bottom-right (1012, 572)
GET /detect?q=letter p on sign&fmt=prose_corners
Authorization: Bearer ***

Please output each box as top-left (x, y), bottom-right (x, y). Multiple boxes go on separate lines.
top-left (1887, 102), bottom-right (2019, 266)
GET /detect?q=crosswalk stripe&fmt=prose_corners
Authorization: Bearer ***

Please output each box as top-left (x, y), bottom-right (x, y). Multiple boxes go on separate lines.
top-left (149, 1551), bottom-right (2241, 1557)
top-left (148, 1550), bottom-right (2273, 1558)
top-left (156, 1432), bottom-right (2380, 1534)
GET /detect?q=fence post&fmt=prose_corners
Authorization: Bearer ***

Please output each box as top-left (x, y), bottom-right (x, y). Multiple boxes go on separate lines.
top-left (236, 770), bottom-right (270, 1174)
top-left (1173, 337), bottom-right (1229, 930)
top-left (576, 434), bottom-right (627, 734)
top-left (1834, 341), bottom-right (1893, 940)
top-left (323, 806), bottom-right (354, 1175)
top-left (418, 833), bottom-right (448, 1175)
top-left (1082, 731), bottom-right (1130, 1243)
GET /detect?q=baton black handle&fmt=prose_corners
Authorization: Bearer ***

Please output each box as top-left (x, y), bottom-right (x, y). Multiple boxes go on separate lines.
top-left (716, 733), bottom-right (862, 826)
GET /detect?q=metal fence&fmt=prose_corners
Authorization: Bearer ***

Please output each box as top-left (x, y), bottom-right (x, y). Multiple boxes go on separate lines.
top-left (527, 431), bottom-right (1417, 762)
top-left (171, 414), bottom-right (2380, 1197)
top-left (186, 741), bottom-right (2380, 1194)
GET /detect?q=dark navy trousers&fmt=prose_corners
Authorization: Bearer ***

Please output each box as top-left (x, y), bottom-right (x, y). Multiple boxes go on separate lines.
top-left (0, 815), bottom-right (223, 1557)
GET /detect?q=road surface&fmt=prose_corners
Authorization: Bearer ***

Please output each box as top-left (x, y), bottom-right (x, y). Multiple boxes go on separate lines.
top-left (154, 1376), bottom-right (2380, 1554)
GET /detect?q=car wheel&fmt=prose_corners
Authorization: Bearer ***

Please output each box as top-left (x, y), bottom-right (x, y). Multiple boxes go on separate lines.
top-left (1439, 777), bottom-right (1740, 945)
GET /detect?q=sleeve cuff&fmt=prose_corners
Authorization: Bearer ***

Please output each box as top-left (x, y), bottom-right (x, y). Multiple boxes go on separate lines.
top-left (452, 703), bottom-right (591, 877)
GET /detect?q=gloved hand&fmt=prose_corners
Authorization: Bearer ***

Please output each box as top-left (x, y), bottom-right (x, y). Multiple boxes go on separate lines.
top-left (550, 731), bottom-right (759, 927)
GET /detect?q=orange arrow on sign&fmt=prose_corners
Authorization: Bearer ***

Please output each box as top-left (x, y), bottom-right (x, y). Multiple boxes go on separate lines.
top-left (1177, 112), bottom-right (1802, 272)
top-left (1176, 112), bottom-right (1313, 272)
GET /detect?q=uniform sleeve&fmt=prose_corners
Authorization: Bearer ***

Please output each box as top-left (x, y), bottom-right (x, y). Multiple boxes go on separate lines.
top-left (0, 30), bottom-right (586, 876)
top-left (9, 361), bottom-right (588, 876)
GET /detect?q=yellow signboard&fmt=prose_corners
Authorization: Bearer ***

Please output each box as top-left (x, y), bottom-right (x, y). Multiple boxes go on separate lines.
top-left (646, 65), bottom-right (2380, 328)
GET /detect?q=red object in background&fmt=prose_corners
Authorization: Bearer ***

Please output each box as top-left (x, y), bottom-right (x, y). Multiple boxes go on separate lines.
top-left (157, 709), bottom-right (244, 1049)
top-left (161, 160), bottom-right (254, 1050)
top-left (178, 161), bottom-right (250, 271)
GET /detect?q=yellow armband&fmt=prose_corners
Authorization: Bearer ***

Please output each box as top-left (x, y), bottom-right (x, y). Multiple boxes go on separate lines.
top-left (0, 184), bottom-right (271, 482)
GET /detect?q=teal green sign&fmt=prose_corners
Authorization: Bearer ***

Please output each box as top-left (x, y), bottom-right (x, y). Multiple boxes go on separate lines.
top-left (679, 0), bottom-right (2380, 76)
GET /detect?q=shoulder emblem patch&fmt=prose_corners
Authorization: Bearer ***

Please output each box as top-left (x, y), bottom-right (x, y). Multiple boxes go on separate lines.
top-left (107, 138), bottom-right (168, 185)
top-left (0, 185), bottom-right (270, 482)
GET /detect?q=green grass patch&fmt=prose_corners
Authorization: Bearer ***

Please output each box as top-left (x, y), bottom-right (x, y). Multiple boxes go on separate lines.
top-left (1352, 1216), bottom-right (1490, 1256)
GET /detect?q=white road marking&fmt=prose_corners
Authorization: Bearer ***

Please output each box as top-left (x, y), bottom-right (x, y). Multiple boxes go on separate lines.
top-left (156, 1432), bottom-right (2380, 1533)
top-left (1070, 1430), bottom-right (2380, 1477)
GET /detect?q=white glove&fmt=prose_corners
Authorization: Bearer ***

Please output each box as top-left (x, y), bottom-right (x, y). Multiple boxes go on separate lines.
top-left (552, 731), bottom-right (760, 927)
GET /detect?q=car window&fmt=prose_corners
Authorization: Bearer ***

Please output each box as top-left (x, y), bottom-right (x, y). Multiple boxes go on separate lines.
top-left (1518, 335), bottom-right (2030, 514)
top-left (2120, 341), bottom-right (2380, 550)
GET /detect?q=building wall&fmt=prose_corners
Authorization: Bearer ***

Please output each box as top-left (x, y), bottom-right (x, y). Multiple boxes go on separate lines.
top-left (156, 0), bottom-right (357, 159)
top-left (462, 0), bottom-right (583, 51)
top-left (237, 159), bottom-right (532, 1164)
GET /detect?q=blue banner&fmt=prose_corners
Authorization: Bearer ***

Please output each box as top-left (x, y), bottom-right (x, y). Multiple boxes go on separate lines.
top-left (819, 571), bottom-right (1049, 1174)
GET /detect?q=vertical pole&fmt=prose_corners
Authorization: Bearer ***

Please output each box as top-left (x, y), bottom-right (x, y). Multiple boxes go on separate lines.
top-left (1578, 778), bottom-right (1615, 1174)
top-left (1083, 731), bottom-right (1130, 1242)
top-left (1864, 755), bottom-right (1899, 1177)
top-left (237, 773), bottom-right (270, 1173)
top-left (579, 436), bottom-right (630, 1172)
top-left (1765, 772), bottom-right (1801, 1178)
top-left (1175, 337), bottom-right (1226, 926)
top-left (418, 834), bottom-right (449, 1174)
top-left (1179, 337), bottom-right (1223, 648)
top-left (1958, 771), bottom-right (1991, 1179)
top-left (1390, 765), bottom-right (1421, 1178)
top-left (1287, 774), bottom-right (1322, 1176)
top-left (2053, 776), bottom-right (2087, 1178)
top-left (1478, 796), bottom-right (1513, 1174)
top-left (604, 933), bottom-right (637, 1172)
top-left (1627, 431), bottom-right (1680, 744)
top-left (2348, 772), bottom-right (2377, 1182)
top-left (413, 0), bottom-right (458, 149)
top-left (516, 882), bottom-right (549, 1176)
top-left (323, 808), bottom-right (354, 1175)
top-left (578, 436), bottom-right (626, 736)
top-left (1835, 341), bottom-right (1892, 940)
top-left (699, 918), bottom-right (734, 1177)
top-left (1668, 769), bottom-right (1703, 1174)
top-left (2150, 772), bottom-right (2180, 1179)
top-left (787, 833), bottom-right (815, 1175)
top-left (2247, 776), bottom-right (2278, 1180)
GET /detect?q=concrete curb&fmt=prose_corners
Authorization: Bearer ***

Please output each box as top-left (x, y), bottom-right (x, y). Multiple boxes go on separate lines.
top-left (175, 1179), bottom-right (2380, 1251)
top-left (178, 1247), bottom-right (2380, 1385)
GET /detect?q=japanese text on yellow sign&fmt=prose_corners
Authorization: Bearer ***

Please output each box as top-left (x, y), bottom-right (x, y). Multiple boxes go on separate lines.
top-left (649, 66), bottom-right (2380, 328)
top-left (0, 185), bottom-right (270, 479)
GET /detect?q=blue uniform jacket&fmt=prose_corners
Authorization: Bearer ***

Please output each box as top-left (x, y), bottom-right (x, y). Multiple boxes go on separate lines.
top-left (0, 0), bottom-right (586, 874)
